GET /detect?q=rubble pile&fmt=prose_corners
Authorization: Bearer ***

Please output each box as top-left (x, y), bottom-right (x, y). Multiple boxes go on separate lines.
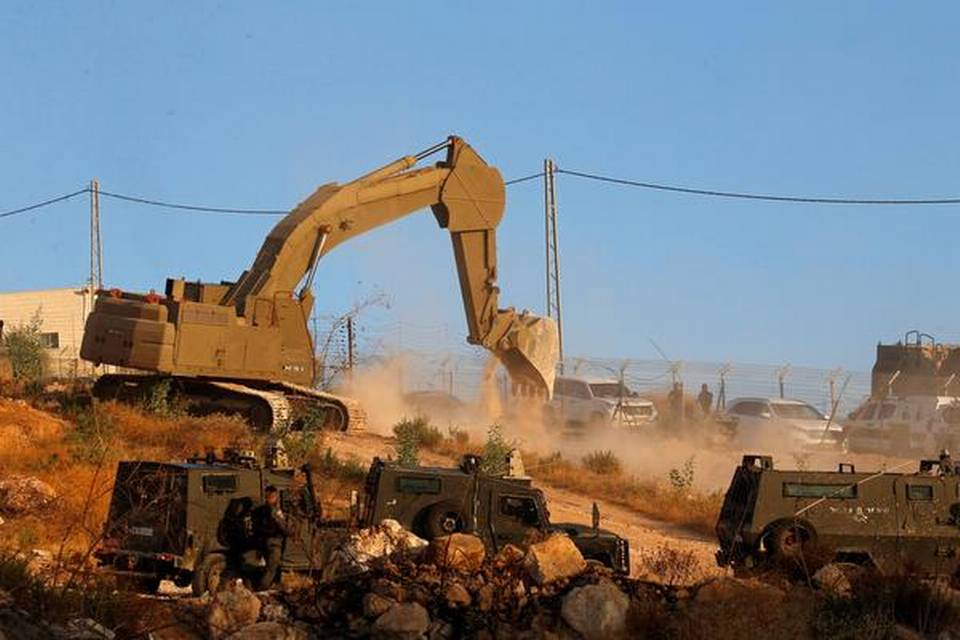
top-left (0, 475), bottom-right (58, 515)
top-left (278, 531), bottom-right (666, 639)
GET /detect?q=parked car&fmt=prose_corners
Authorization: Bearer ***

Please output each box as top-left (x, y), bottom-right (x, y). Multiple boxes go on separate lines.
top-left (721, 397), bottom-right (844, 451)
top-left (843, 395), bottom-right (960, 455)
top-left (545, 376), bottom-right (658, 430)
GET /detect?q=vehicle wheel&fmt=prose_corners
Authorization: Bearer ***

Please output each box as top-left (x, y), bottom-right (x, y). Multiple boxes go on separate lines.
top-left (767, 523), bottom-right (814, 561)
top-left (116, 575), bottom-right (161, 594)
top-left (420, 503), bottom-right (465, 539)
top-left (192, 554), bottom-right (227, 596)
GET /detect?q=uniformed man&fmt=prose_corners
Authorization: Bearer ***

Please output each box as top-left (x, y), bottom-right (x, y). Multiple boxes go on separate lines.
top-left (252, 485), bottom-right (290, 591)
top-left (940, 449), bottom-right (955, 476)
top-left (697, 383), bottom-right (714, 417)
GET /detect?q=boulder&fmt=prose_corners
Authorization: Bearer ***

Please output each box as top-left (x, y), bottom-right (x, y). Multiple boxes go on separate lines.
top-left (443, 582), bottom-right (471, 608)
top-left (813, 563), bottom-right (865, 599)
top-left (426, 534), bottom-right (485, 572)
top-left (226, 622), bottom-right (308, 640)
top-left (323, 520), bottom-right (428, 581)
top-left (523, 534), bottom-right (586, 585)
top-left (363, 593), bottom-right (396, 619)
top-left (0, 476), bottom-right (57, 515)
top-left (372, 602), bottom-right (431, 639)
top-left (561, 580), bottom-right (630, 640)
top-left (207, 580), bottom-right (262, 640)
top-left (476, 584), bottom-right (495, 612)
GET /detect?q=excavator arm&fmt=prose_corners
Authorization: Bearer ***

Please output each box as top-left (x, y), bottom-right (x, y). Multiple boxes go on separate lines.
top-left (224, 137), bottom-right (558, 396)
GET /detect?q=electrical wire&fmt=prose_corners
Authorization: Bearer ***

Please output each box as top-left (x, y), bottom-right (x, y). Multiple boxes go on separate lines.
top-left (556, 168), bottom-right (960, 205)
top-left (504, 171), bottom-right (544, 186)
top-left (96, 190), bottom-right (288, 215)
top-left (0, 188), bottom-right (88, 219)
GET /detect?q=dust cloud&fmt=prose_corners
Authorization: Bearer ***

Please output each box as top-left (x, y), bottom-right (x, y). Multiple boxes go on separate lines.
top-left (343, 358), bottom-right (906, 492)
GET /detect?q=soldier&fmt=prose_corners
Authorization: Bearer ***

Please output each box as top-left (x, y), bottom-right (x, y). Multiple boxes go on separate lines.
top-left (697, 383), bottom-right (714, 417)
top-left (940, 449), bottom-right (955, 476)
top-left (252, 485), bottom-right (290, 591)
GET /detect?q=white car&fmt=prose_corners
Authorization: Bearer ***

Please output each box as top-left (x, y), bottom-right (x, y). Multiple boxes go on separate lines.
top-left (843, 395), bottom-right (960, 455)
top-left (722, 397), bottom-right (844, 451)
top-left (545, 376), bottom-right (658, 429)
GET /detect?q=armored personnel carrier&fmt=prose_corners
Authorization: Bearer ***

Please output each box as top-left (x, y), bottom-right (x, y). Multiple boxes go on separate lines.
top-left (716, 454), bottom-right (960, 574)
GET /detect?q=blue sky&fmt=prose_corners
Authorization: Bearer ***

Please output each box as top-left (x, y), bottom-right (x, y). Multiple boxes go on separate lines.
top-left (2, 2), bottom-right (959, 370)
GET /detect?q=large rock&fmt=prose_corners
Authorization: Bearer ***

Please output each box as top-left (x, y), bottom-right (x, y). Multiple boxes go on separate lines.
top-left (207, 580), bottom-right (262, 640)
top-left (523, 534), bottom-right (586, 585)
top-left (323, 520), bottom-right (428, 581)
top-left (426, 534), bottom-right (486, 572)
top-left (443, 582), bottom-right (471, 608)
top-left (372, 602), bottom-right (431, 639)
top-left (813, 562), bottom-right (865, 599)
top-left (561, 580), bottom-right (630, 640)
top-left (363, 593), bottom-right (396, 619)
top-left (226, 622), bottom-right (308, 640)
top-left (0, 476), bottom-right (57, 515)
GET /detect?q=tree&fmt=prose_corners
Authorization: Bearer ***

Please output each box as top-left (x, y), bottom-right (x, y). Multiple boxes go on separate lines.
top-left (3, 310), bottom-right (48, 383)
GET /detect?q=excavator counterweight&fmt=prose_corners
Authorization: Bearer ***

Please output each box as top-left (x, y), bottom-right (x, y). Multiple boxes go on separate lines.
top-left (81, 137), bottom-right (558, 430)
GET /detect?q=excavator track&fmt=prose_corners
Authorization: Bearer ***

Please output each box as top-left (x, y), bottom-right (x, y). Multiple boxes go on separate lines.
top-left (92, 374), bottom-right (365, 433)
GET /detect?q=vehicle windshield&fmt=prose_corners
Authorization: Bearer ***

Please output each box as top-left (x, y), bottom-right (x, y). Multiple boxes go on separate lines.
top-left (771, 403), bottom-right (824, 420)
top-left (589, 382), bottom-right (635, 398)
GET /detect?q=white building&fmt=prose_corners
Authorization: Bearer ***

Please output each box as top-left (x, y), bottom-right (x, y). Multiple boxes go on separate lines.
top-left (0, 286), bottom-right (97, 377)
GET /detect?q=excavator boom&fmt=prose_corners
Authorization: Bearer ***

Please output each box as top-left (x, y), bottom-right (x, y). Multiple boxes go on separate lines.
top-left (81, 137), bottom-right (557, 432)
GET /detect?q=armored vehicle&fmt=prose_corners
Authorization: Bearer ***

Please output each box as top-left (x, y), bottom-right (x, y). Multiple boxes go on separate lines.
top-left (94, 449), bottom-right (334, 595)
top-left (96, 450), bottom-right (629, 594)
top-left (716, 454), bottom-right (960, 574)
top-left (359, 454), bottom-right (630, 573)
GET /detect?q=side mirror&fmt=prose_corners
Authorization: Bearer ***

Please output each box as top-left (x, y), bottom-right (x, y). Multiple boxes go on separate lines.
top-left (592, 502), bottom-right (600, 533)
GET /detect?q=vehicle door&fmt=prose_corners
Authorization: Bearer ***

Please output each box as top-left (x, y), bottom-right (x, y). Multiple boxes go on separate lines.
top-left (727, 401), bottom-right (768, 439)
top-left (488, 486), bottom-right (545, 551)
top-left (893, 476), bottom-right (960, 573)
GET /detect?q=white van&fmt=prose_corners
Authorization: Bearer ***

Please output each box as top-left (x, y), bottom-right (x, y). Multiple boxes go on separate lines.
top-left (843, 395), bottom-right (960, 454)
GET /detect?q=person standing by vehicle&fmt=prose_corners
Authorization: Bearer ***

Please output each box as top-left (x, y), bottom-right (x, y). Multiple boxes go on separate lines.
top-left (697, 383), bottom-right (714, 418)
top-left (253, 485), bottom-right (290, 591)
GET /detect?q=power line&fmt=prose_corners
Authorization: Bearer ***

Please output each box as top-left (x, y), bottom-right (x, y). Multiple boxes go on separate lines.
top-left (505, 171), bottom-right (545, 186)
top-left (0, 188), bottom-right (88, 219)
top-left (557, 168), bottom-right (960, 205)
top-left (95, 189), bottom-right (288, 215)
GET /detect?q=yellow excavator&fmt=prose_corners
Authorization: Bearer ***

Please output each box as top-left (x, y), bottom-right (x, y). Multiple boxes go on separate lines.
top-left (80, 137), bottom-right (558, 431)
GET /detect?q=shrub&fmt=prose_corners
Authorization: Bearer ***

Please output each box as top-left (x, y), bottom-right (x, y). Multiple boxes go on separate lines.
top-left (142, 377), bottom-right (177, 417)
top-left (3, 312), bottom-right (48, 383)
top-left (668, 456), bottom-right (696, 493)
top-left (582, 450), bottom-right (622, 475)
top-left (448, 425), bottom-right (469, 445)
top-left (66, 402), bottom-right (115, 464)
top-left (638, 544), bottom-right (701, 587)
top-left (393, 417), bottom-right (443, 467)
top-left (480, 423), bottom-right (513, 475)
top-left (313, 447), bottom-right (367, 484)
top-left (285, 430), bottom-right (323, 466)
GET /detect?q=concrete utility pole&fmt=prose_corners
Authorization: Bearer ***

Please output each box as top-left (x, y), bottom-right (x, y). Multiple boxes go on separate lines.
top-left (89, 179), bottom-right (103, 290)
top-left (544, 158), bottom-right (564, 372)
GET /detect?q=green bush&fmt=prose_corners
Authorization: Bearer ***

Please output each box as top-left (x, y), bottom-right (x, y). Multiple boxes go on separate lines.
top-left (3, 312), bottom-right (48, 383)
top-left (393, 417), bottom-right (442, 467)
top-left (66, 402), bottom-right (115, 464)
top-left (668, 456), bottom-right (696, 493)
top-left (313, 447), bottom-right (367, 483)
top-left (480, 423), bottom-right (513, 475)
top-left (582, 450), bottom-right (622, 475)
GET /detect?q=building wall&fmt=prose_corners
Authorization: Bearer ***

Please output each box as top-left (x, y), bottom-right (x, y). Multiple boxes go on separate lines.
top-left (0, 286), bottom-right (97, 377)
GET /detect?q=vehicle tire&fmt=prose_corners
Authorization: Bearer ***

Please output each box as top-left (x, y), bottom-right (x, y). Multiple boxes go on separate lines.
top-left (116, 575), bottom-right (161, 594)
top-left (420, 503), bottom-right (466, 539)
top-left (766, 523), bottom-right (814, 561)
top-left (192, 554), bottom-right (227, 597)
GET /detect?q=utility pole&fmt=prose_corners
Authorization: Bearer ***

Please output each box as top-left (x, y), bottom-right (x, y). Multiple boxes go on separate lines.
top-left (717, 363), bottom-right (731, 410)
top-left (544, 158), bottom-right (564, 372)
top-left (89, 179), bottom-right (103, 290)
top-left (777, 364), bottom-right (791, 399)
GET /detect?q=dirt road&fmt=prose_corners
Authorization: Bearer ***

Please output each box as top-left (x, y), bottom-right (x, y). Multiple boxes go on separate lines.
top-left (324, 431), bottom-right (726, 580)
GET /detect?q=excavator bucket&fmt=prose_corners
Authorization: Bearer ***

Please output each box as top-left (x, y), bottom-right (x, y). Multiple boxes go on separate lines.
top-left (494, 313), bottom-right (559, 398)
